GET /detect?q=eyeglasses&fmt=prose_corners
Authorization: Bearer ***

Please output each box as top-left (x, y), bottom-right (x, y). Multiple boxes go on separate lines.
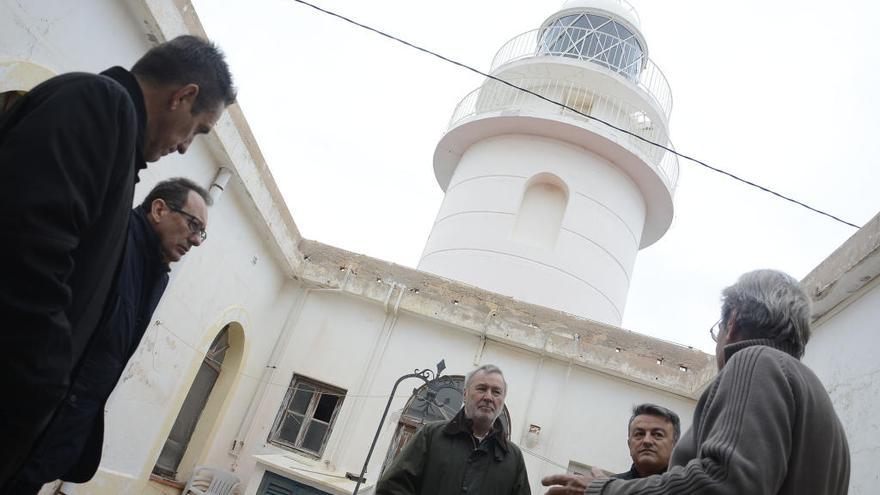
top-left (709, 319), bottom-right (723, 343)
top-left (168, 205), bottom-right (207, 241)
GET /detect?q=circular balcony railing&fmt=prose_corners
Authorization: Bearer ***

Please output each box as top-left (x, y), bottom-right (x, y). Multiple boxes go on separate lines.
top-left (448, 78), bottom-right (679, 192)
top-left (489, 27), bottom-right (672, 119)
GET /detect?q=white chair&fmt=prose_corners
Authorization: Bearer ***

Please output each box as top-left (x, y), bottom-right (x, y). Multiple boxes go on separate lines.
top-left (182, 466), bottom-right (241, 495)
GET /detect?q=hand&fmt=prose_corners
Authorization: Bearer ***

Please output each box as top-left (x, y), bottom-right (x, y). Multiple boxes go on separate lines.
top-left (542, 467), bottom-right (606, 495)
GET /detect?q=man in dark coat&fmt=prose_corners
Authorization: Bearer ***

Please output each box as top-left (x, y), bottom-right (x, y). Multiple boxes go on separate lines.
top-left (7, 178), bottom-right (212, 493)
top-left (377, 364), bottom-right (530, 495)
top-left (543, 270), bottom-right (850, 495)
top-left (0, 36), bottom-right (235, 490)
top-left (612, 403), bottom-right (680, 480)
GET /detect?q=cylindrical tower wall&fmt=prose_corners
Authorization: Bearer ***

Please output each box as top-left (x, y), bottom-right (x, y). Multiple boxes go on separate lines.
top-left (419, 134), bottom-right (646, 324)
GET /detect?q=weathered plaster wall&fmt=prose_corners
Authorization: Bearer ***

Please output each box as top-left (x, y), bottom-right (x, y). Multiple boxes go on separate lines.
top-left (236, 288), bottom-right (698, 494)
top-left (804, 279), bottom-right (880, 495)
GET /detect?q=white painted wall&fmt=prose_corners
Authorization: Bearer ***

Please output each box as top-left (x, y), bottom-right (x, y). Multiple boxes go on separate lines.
top-left (420, 134), bottom-right (645, 325)
top-left (803, 279), bottom-right (880, 495)
top-left (238, 290), bottom-right (696, 494)
top-left (0, 0), bottom-right (149, 76)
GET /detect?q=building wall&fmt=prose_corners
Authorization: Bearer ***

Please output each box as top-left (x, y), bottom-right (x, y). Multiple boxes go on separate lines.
top-left (803, 278), bottom-right (880, 495)
top-left (237, 290), bottom-right (697, 494)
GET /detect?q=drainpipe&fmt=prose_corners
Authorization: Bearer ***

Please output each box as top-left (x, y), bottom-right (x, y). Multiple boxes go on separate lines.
top-left (209, 167), bottom-right (233, 203)
top-left (324, 283), bottom-right (404, 467)
top-left (228, 270), bottom-right (352, 469)
top-left (229, 285), bottom-right (308, 469)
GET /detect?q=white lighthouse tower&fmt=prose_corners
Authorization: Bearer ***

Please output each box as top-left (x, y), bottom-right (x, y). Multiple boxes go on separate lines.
top-left (418, 0), bottom-right (678, 325)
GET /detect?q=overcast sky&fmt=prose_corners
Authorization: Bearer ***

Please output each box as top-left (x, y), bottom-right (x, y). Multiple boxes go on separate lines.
top-left (192, 0), bottom-right (879, 354)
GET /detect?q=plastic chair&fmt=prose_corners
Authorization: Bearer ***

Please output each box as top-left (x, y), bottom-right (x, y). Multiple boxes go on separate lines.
top-left (182, 466), bottom-right (241, 495)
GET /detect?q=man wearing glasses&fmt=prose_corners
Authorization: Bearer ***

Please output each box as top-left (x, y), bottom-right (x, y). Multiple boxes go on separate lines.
top-left (8, 178), bottom-right (212, 493)
top-left (543, 269), bottom-right (850, 495)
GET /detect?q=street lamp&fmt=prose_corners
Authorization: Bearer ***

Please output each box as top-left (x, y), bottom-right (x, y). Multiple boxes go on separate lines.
top-left (351, 359), bottom-right (446, 495)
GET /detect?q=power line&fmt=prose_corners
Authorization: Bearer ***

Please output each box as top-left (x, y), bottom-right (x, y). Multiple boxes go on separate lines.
top-left (289, 0), bottom-right (861, 230)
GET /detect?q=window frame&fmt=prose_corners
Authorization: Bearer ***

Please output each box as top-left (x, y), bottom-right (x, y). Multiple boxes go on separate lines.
top-left (269, 375), bottom-right (346, 458)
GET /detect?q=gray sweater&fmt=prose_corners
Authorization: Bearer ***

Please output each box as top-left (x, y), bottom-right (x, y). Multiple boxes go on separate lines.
top-left (588, 339), bottom-right (850, 495)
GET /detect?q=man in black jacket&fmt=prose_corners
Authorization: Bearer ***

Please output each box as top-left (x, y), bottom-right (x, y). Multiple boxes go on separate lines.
top-left (377, 364), bottom-right (530, 495)
top-left (612, 404), bottom-right (680, 480)
top-left (0, 37), bottom-right (235, 490)
top-left (8, 178), bottom-right (212, 493)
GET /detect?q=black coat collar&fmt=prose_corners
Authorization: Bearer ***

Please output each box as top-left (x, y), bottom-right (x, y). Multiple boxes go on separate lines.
top-left (100, 66), bottom-right (147, 179)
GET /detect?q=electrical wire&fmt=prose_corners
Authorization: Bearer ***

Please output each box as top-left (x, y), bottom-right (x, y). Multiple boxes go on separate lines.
top-left (289, 0), bottom-right (861, 230)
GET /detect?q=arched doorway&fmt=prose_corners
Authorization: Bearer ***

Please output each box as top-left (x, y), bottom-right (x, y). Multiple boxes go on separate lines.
top-left (153, 324), bottom-right (238, 479)
top-left (380, 375), bottom-right (511, 474)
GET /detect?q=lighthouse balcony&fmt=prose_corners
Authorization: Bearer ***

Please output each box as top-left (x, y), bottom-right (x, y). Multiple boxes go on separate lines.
top-left (489, 26), bottom-right (672, 119)
top-left (448, 78), bottom-right (679, 193)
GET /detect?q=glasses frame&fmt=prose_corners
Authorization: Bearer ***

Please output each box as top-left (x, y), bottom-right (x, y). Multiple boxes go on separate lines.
top-left (168, 204), bottom-right (207, 241)
top-left (709, 319), bottom-right (724, 343)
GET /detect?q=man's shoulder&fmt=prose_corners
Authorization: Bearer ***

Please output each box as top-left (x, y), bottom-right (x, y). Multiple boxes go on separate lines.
top-left (26, 71), bottom-right (134, 117)
top-left (726, 343), bottom-right (796, 370)
top-left (35, 71), bottom-right (125, 95)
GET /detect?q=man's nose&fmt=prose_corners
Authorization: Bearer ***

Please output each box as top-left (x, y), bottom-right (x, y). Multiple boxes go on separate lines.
top-left (177, 136), bottom-right (195, 154)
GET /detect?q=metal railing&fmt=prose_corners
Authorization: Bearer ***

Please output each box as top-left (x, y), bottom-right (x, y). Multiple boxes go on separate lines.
top-left (448, 78), bottom-right (679, 191)
top-left (615, 0), bottom-right (641, 26)
top-left (489, 27), bottom-right (672, 118)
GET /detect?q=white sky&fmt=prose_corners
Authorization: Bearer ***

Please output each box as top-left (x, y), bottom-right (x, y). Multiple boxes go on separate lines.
top-left (192, 0), bottom-right (879, 354)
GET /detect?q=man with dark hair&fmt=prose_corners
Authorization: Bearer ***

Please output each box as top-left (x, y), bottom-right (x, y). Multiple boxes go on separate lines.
top-left (377, 364), bottom-right (530, 495)
top-left (543, 269), bottom-right (851, 495)
top-left (0, 35), bottom-right (234, 490)
top-left (8, 178), bottom-right (212, 493)
top-left (613, 404), bottom-right (680, 480)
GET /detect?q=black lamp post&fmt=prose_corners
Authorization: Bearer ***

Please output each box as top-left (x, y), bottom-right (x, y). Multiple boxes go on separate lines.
top-left (351, 359), bottom-right (446, 495)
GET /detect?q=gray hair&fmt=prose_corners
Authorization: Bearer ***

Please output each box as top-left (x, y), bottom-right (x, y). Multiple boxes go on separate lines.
top-left (465, 364), bottom-right (507, 394)
top-left (721, 269), bottom-right (811, 359)
top-left (628, 403), bottom-right (681, 442)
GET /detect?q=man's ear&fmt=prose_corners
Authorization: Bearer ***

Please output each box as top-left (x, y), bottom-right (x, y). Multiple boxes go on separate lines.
top-left (169, 83), bottom-right (200, 111)
top-left (150, 198), bottom-right (167, 222)
top-left (725, 311), bottom-right (742, 343)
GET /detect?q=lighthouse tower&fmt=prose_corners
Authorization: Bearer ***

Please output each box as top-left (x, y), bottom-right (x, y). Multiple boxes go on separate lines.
top-left (418, 0), bottom-right (678, 325)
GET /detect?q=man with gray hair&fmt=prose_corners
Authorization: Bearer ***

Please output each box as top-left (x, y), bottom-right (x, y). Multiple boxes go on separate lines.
top-left (543, 269), bottom-right (850, 495)
top-left (612, 403), bottom-right (680, 480)
top-left (378, 364), bottom-right (530, 494)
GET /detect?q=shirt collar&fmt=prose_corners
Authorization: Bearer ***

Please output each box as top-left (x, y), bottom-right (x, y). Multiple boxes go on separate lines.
top-left (100, 66), bottom-right (147, 180)
top-left (133, 206), bottom-right (170, 273)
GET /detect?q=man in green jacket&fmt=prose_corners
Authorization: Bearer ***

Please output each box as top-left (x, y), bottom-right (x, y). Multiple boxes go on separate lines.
top-left (543, 269), bottom-right (851, 495)
top-left (377, 364), bottom-right (530, 495)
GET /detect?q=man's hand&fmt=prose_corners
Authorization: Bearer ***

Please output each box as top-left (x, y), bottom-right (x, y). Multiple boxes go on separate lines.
top-left (542, 467), bottom-right (606, 494)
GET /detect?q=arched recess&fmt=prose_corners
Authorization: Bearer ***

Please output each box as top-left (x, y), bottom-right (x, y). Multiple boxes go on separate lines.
top-left (152, 321), bottom-right (246, 482)
top-left (512, 173), bottom-right (569, 249)
top-left (380, 375), bottom-right (511, 474)
top-left (0, 60), bottom-right (55, 114)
